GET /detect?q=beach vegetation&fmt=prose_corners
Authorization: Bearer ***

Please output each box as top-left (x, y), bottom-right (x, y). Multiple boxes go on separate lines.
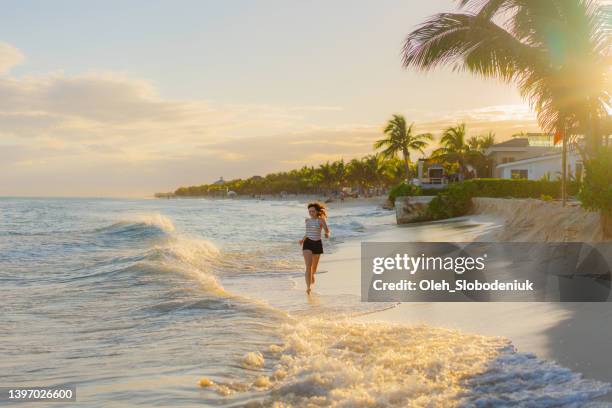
top-left (578, 147), bottom-right (612, 236)
top-left (388, 183), bottom-right (422, 205)
top-left (540, 194), bottom-right (554, 202)
top-left (402, 0), bottom-right (610, 205)
top-left (374, 115), bottom-right (433, 180)
top-left (424, 178), bottom-right (579, 220)
top-left (402, 0), bottom-right (610, 155)
top-left (426, 182), bottom-right (477, 220)
top-left (430, 123), bottom-right (493, 178)
top-left (579, 147), bottom-right (612, 213)
top-left (173, 154), bottom-right (407, 198)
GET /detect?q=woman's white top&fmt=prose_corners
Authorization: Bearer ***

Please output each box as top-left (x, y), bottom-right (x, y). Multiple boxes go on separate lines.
top-left (305, 218), bottom-right (322, 240)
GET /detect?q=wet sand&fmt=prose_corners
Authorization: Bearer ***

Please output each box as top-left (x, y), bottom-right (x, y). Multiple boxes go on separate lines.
top-left (315, 214), bottom-right (612, 400)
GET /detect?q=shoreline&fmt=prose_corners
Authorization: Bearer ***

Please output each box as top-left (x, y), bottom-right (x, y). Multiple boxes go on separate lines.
top-left (314, 202), bottom-right (612, 400)
top-left (157, 193), bottom-right (389, 209)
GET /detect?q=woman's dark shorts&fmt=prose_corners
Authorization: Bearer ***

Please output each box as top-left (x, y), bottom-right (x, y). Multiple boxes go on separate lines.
top-left (302, 238), bottom-right (323, 254)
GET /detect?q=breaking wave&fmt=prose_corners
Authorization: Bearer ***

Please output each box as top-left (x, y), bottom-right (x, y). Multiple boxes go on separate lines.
top-left (199, 319), bottom-right (611, 407)
top-left (89, 213), bottom-right (225, 295)
top-left (96, 213), bottom-right (176, 237)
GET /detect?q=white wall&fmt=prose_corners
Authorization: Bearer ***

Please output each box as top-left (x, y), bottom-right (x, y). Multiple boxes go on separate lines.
top-left (499, 153), bottom-right (581, 180)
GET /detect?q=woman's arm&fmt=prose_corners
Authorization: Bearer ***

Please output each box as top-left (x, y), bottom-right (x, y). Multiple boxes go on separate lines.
top-left (321, 219), bottom-right (330, 238)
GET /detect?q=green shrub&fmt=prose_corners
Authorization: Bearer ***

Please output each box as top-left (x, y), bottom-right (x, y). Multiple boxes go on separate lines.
top-left (424, 178), bottom-right (571, 221)
top-left (421, 187), bottom-right (448, 196)
top-left (388, 182), bottom-right (422, 204)
top-left (425, 182), bottom-right (477, 220)
top-left (579, 147), bottom-right (612, 214)
top-left (540, 194), bottom-right (553, 201)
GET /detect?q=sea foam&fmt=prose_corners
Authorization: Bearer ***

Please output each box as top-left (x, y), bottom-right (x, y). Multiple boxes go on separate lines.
top-left (201, 318), bottom-right (611, 407)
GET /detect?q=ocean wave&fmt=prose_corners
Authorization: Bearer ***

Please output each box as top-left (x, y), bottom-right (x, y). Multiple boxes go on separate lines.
top-left (462, 351), bottom-right (612, 406)
top-left (352, 208), bottom-right (391, 218)
top-left (82, 214), bottom-right (227, 295)
top-left (95, 213), bottom-right (176, 238)
top-left (87, 214), bottom-right (308, 310)
top-left (330, 220), bottom-right (366, 238)
top-left (142, 235), bottom-right (226, 294)
top-left (199, 319), bottom-right (611, 407)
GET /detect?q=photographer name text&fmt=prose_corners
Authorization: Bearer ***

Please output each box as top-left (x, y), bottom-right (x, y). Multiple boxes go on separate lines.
top-left (372, 278), bottom-right (534, 292)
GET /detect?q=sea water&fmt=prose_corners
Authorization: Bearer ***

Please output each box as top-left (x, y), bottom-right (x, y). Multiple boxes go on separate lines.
top-left (1, 197), bottom-right (610, 407)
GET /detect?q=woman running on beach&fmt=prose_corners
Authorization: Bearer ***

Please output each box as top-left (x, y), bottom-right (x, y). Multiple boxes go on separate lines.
top-left (299, 202), bottom-right (331, 294)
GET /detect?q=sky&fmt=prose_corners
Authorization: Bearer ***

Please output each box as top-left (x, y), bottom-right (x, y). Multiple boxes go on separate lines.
top-left (0, 0), bottom-right (544, 197)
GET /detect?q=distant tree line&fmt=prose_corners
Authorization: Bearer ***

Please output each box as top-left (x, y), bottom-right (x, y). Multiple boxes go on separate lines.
top-left (167, 117), bottom-right (499, 198)
top-left (172, 155), bottom-right (410, 197)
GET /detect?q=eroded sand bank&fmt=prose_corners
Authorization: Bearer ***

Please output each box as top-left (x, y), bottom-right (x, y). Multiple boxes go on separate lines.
top-left (471, 197), bottom-right (606, 242)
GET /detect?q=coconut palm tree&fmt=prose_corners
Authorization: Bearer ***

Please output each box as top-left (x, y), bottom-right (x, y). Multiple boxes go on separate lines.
top-left (330, 159), bottom-right (347, 191)
top-left (317, 162), bottom-right (336, 195)
top-left (468, 131), bottom-right (496, 151)
top-left (362, 154), bottom-right (396, 189)
top-left (402, 0), bottom-right (610, 202)
top-left (431, 123), bottom-right (486, 178)
top-left (374, 114), bottom-right (433, 181)
top-left (347, 158), bottom-right (370, 195)
top-left (386, 156), bottom-right (413, 185)
top-left (316, 160), bottom-right (347, 195)
top-left (403, 0), bottom-right (609, 148)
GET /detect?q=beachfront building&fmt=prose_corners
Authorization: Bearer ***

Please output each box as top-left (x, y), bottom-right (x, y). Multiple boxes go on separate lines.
top-left (495, 150), bottom-right (582, 180)
top-left (415, 159), bottom-right (448, 189)
top-left (484, 133), bottom-right (559, 178)
top-left (210, 176), bottom-right (229, 196)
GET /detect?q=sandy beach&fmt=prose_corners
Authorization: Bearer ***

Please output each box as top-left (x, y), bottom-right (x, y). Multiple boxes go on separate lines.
top-left (4, 0), bottom-right (610, 405)
top-left (315, 202), bottom-right (612, 401)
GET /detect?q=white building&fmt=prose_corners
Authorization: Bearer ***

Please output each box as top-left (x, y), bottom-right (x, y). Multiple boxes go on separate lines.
top-left (496, 151), bottom-right (583, 180)
top-left (484, 135), bottom-right (558, 178)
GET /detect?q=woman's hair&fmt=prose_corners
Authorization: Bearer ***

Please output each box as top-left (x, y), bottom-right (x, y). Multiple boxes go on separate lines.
top-left (307, 202), bottom-right (327, 219)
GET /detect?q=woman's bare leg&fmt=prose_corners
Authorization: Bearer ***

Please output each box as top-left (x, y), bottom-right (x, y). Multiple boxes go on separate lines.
top-left (303, 250), bottom-right (313, 294)
top-left (311, 254), bottom-right (321, 284)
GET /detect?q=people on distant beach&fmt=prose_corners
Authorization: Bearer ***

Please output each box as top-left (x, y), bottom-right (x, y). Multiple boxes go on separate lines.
top-left (299, 202), bottom-right (331, 294)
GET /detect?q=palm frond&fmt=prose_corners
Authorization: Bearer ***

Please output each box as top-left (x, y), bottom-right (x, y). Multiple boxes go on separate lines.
top-left (402, 12), bottom-right (542, 81)
top-left (403, 0), bottom-right (610, 141)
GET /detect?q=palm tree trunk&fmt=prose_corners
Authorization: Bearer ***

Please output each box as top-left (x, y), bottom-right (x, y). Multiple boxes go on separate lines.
top-left (561, 126), bottom-right (567, 207)
top-left (403, 153), bottom-right (411, 182)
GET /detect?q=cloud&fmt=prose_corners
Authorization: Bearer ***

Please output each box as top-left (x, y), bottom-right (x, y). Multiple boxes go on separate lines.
top-left (0, 42), bottom-right (24, 74)
top-left (0, 71), bottom-right (325, 161)
top-left (0, 43), bottom-right (540, 196)
top-left (0, 63), bottom-right (365, 195)
top-left (0, 72), bottom-right (212, 129)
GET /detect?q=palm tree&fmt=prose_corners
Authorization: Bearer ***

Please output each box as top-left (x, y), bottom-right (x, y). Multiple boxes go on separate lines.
top-left (362, 154), bottom-right (396, 189)
top-left (347, 158), bottom-right (370, 195)
top-left (330, 159), bottom-right (347, 191)
top-left (403, 0), bottom-right (609, 148)
top-left (386, 156), bottom-right (412, 186)
top-left (317, 162), bottom-right (336, 195)
top-left (468, 131), bottom-right (496, 151)
top-left (374, 114), bottom-right (433, 181)
top-left (402, 0), bottom-right (610, 202)
top-left (431, 123), bottom-right (485, 178)
top-left (316, 160), bottom-right (347, 195)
